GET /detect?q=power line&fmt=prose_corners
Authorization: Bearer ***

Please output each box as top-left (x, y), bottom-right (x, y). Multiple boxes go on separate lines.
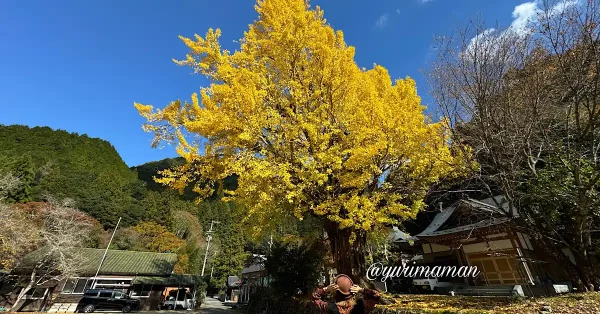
top-left (92, 217), bottom-right (121, 288)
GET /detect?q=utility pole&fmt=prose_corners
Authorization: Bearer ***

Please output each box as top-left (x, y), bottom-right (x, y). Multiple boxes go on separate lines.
top-left (201, 220), bottom-right (220, 277)
top-left (92, 217), bottom-right (121, 288)
top-left (384, 243), bottom-right (389, 261)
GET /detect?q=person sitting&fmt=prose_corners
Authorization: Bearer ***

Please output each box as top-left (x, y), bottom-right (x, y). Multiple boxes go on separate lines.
top-left (312, 274), bottom-right (380, 314)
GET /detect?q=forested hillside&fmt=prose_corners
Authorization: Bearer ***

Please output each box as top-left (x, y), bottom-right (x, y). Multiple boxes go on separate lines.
top-left (131, 157), bottom-right (239, 201)
top-left (0, 124), bottom-right (247, 284)
top-left (0, 125), bottom-right (147, 227)
top-left (131, 157), bottom-right (185, 192)
top-left (132, 158), bottom-right (247, 283)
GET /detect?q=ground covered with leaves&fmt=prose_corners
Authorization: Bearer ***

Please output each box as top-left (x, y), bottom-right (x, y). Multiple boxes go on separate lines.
top-left (374, 292), bottom-right (600, 314)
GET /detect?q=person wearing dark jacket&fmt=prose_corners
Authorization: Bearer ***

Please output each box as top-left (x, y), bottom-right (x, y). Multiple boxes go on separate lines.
top-left (312, 274), bottom-right (381, 314)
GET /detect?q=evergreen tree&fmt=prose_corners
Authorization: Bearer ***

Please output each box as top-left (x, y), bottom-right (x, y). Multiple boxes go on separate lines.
top-left (0, 125), bottom-right (147, 227)
top-left (0, 155), bottom-right (35, 203)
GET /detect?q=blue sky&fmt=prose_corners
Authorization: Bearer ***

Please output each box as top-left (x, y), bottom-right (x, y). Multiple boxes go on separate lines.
top-left (1, 0), bottom-right (531, 167)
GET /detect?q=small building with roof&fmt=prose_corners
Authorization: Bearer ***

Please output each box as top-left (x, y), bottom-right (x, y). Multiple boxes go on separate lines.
top-left (391, 196), bottom-right (572, 296)
top-left (0, 248), bottom-right (203, 312)
top-left (237, 254), bottom-right (268, 304)
top-left (225, 276), bottom-right (241, 302)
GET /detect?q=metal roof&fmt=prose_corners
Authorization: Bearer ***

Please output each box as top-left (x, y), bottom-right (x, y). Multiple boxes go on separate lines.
top-left (18, 247), bottom-right (177, 276)
top-left (132, 274), bottom-right (202, 286)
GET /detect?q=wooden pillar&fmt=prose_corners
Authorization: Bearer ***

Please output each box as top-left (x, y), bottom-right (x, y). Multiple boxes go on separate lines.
top-left (508, 229), bottom-right (534, 285)
top-left (454, 240), bottom-right (472, 286)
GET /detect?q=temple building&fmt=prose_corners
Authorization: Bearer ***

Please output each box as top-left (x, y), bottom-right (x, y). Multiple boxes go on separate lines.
top-left (392, 196), bottom-right (573, 296)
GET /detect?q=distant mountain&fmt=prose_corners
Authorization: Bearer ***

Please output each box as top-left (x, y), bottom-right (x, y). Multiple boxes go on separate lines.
top-left (131, 157), bottom-right (239, 201)
top-left (0, 125), bottom-right (146, 228)
top-left (131, 157), bottom-right (186, 192)
top-left (0, 124), bottom-right (241, 228)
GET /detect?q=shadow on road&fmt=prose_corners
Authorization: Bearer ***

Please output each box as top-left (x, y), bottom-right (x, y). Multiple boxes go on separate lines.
top-left (199, 297), bottom-right (238, 313)
top-left (201, 309), bottom-right (235, 314)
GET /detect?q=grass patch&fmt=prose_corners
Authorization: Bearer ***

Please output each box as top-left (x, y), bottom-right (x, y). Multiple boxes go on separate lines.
top-left (377, 292), bottom-right (600, 314)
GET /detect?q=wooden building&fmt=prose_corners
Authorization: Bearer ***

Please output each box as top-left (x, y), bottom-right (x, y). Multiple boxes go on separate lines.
top-left (226, 276), bottom-right (241, 302)
top-left (393, 196), bottom-right (572, 296)
top-left (238, 254), bottom-right (269, 304)
top-left (0, 248), bottom-right (202, 312)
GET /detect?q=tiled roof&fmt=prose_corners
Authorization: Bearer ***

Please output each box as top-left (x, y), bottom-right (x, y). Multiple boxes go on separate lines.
top-left (389, 226), bottom-right (410, 242)
top-left (241, 263), bottom-right (264, 274)
top-left (227, 276), bottom-right (241, 287)
top-left (18, 247), bottom-right (177, 276)
top-left (416, 196), bottom-right (515, 237)
top-left (392, 195), bottom-right (516, 243)
top-left (417, 217), bottom-right (512, 237)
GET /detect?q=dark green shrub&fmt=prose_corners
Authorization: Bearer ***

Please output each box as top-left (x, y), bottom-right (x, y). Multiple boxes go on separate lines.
top-left (264, 239), bottom-right (327, 297)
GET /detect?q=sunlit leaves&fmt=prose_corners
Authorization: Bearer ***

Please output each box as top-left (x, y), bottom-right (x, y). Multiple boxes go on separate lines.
top-left (136, 0), bottom-right (469, 242)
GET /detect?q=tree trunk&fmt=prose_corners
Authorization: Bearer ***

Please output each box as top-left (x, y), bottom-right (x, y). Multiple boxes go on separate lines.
top-left (572, 213), bottom-right (597, 291)
top-left (533, 231), bottom-right (596, 292)
top-left (323, 221), bottom-right (413, 306)
top-left (572, 248), bottom-right (597, 292)
top-left (9, 270), bottom-right (36, 312)
top-left (324, 221), bottom-right (371, 287)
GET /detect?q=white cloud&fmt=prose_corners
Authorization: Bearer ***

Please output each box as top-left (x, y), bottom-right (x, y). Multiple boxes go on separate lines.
top-left (464, 28), bottom-right (500, 60)
top-left (466, 0), bottom-right (581, 56)
top-left (548, 0), bottom-right (578, 17)
top-left (509, 0), bottom-right (580, 33)
top-left (421, 0), bottom-right (435, 3)
top-left (375, 14), bottom-right (390, 28)
top-left (396, 9), bottom-right (401, 15)
top-left (510, 1), bottom-right (538, 32)
top-left (467, 28), bottom-right (497, 49)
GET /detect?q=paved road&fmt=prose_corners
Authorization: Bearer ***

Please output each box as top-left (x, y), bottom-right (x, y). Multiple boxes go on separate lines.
top-left (198, 297), bottom-right (237, 314)
top-left (142, 297), bottom-right (236, 314)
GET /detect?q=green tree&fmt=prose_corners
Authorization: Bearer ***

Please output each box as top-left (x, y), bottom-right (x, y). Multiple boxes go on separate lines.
top-left (0, 125), bottom-right (147, 228)
top-left (172, 210), bottom-right (206, 274)
top-left (139, 191), bottom-right (175, 228)
top-left (265, 239), bottom-right (328, 296)
top-left (197, 201), bottom-right (248, 290)
top-left (135, 0), bottom-right (468, 281)
top-left (208, 229), bottom-right (247, 291)
top-left (0, 155), bottom-right (35, 203)
top-left (111, 222), bottom-right (190, 274)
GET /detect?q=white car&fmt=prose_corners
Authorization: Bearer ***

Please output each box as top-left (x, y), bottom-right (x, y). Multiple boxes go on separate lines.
top-left (162, 291), bottom-right (195, 310)
top-left (413, 278), bottom-right (453, 293)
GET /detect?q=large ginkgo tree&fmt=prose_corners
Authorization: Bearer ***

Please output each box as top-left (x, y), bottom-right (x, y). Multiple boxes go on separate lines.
top-left (136, 0), bottom-right (469, 281)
